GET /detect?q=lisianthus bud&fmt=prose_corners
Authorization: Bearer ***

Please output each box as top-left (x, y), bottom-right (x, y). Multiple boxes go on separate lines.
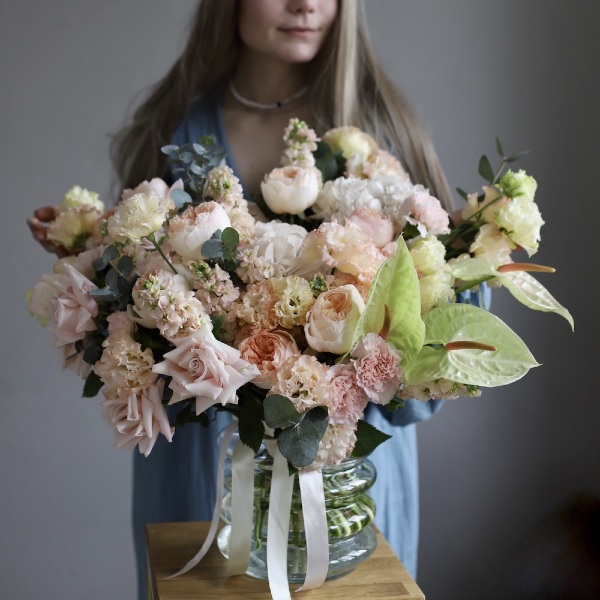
top-left (261, 166), bottom-right (320, 215)
top-left (498, 169), bottom-right (537, 201)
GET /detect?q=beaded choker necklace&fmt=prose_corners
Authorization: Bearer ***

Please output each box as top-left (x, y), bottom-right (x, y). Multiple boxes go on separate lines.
top-left (228, 80), bottom-right (309, 111)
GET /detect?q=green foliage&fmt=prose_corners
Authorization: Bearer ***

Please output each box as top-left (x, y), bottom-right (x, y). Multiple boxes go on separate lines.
top-left (264, 394), bottom-right (304, 428)
top-left (200, 227), bottom-right (240, 273)
top-left (82, 371), bottom-right (103, 398)
top-left (277, 406), bottom-right (329, 468)
top-left (313, 141), bottom-right (346, 183)
top-left (351, 420), bottom-right (392, 458)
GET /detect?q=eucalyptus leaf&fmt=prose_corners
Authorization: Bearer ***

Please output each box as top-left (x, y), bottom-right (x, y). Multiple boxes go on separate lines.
top-left (495, 137), bottom-right (505, 157)
top-left (221, 227), bottom-right (240, 252)
top-left (500, 271), bottom-right (574, 330)
top-left (117, 255), bottom-right (133, 277)
top-left (170, 189), bottom-right (192, 209)
top-left (478, 155), bottom-right (495, 183)
top-left (277, 406), bottom-right (329, 468)
top-left (404, 303), bottom-right (539, 387)
top-left (350, 237), bottom-right (424, 366)
top-left (351, 420), bottom-right (392, 457)
top-left (238, 395), bottom-right (266, 453)
top-left (264, 394), bottom-right (303, 428)
top-left (201, 239), bottom-right (224, 259)
top-left (160, 144), bottom-right (179, 156)
top-left (82, 371), bottom-right (103, 398)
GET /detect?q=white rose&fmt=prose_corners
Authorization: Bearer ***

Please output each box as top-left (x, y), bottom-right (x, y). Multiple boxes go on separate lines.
top-left (305, 284), bottom-right (365, 354)
top-left (261, 166), bottom-right (320, 215)
top-left (167, 201), bottom-right (231, 260)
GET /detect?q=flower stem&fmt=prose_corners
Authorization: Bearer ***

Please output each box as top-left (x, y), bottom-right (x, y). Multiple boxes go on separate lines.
top-left (147, 233), bottom-right (177, 274)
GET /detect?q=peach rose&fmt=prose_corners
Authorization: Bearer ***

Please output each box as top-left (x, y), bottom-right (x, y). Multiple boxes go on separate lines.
top-left (260, 166), bottom-right (320, 215)
top-left (238, 330), bottom-right (300, 389)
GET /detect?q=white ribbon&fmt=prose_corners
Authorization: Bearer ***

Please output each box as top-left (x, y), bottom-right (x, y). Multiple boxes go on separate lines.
top-left (296, 469), bottom-right (329, 591)
top-left (165, 419), bottom-right (238, 579)
top-left (266, 445), bottom-right (295, 600)
top-left (225, 438), bottom-right (255, 575)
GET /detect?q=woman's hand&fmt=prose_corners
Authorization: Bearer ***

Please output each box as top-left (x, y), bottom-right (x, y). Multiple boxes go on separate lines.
top-left (27, 206), bottom-right (71, 257)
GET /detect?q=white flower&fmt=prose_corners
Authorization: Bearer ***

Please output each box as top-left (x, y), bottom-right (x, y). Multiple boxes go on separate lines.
top-left (107, 191), bottom-right (168, 244)
top-left (495, 196), bottom-right (544, 255)
top-left (409, 235), bottom-right (447, 277)
top-left (58, 186), bottom-right (104, 212)
top-left (261, 166), bottom-right (320, 215)
top-left (248, 221), bottom-right (307, 277)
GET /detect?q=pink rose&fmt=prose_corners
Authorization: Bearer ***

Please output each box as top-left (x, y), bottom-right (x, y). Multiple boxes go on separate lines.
top-left (167, 201), bottom-right (231, 260)
top-left (304, 284), bottom-right (365, 354)
top-left (238, 330), bottom-right (300, 389)
top-left (152, 325), bottom-right (260, 415)
top-left (346, 206), bottom-right (394, 248)
top-left (101, 380), bottom-right (174, 457)
top-left (47, 263), bottom-right (98, 344)
top-left (351, 333), bottom-right (403, 404)
top-left (402, 190), bottom-right (450, 236)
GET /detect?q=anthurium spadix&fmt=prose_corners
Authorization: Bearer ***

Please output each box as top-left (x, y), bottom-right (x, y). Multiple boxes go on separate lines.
top-left (350, 236), bottom-right (425, 366)
top-left (449, 257), bottom-right (574, 330)
top-left (403, 303), bottom-right (539, 387)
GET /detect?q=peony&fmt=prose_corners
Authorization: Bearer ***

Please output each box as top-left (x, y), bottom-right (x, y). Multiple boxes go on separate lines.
top-left (46, 263), bottom-right (98, 345)
top-left (260, 166), bottom-right (320, 215)
top-left (351, 333), bottom-right (403, 404)
top-left (304, 285), bottom-right (365, 354)
top-left (494, 196), bottom-right (544, 256)
top-left (107, 190), bottom-right (169, 244)
top-left (238, 330), bottom-right (300, 389)
top-left (101, 380), bottom-right (173, 457)
top-left (152, 325), bottom-right (260, 415)
top-left (167, 201), bottom-right (231, 260)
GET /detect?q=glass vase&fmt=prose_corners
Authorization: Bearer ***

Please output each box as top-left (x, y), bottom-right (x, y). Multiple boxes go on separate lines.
top-left (217, 445), bottom-right (378, 583)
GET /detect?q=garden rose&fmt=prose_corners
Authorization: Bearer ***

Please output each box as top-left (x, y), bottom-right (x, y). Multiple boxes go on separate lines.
top-left (238, 330), bottom-right (300, 389)
top-left (260, 166), bottom-right (320, 215)
top-left (304, 284), bottom-right (365, 354)
top-left (167, 201), bottom-right (231, 260)
top-left (152, 325), bottom-right (260, 415)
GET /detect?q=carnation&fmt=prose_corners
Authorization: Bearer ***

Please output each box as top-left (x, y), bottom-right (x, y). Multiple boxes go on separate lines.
top-left (324, 363), bottom-right (368, 425)
top-left (59, 185), bottom-right (104, 212)
top-left (409, 235), bottom-right (447, 277)
top-left (400, 190), bottom-right (450, 237)
top-left (494, 196), bottom-right (544, 256)
top-left (310, 422), bottom-right (357, 470)
top-left (47, 207), bottom-right (102, 251)
top-left (107, 190), bottom-right (168, 244)
top-left (235, 281), bottom-right (279, 332)
top-left (419, 271), bottom-right (455, 314)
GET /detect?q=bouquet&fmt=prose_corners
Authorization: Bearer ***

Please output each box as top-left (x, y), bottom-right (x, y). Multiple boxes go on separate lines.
top-left (27, 119), bottom-right (572, 469)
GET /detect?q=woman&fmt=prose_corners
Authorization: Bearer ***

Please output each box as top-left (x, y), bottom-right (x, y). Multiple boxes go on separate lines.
top-left (32, 1), bottom-right (450, 597)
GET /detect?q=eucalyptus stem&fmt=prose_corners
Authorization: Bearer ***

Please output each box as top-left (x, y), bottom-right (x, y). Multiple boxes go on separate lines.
top-left (147, 233), bottom-right (178, 274)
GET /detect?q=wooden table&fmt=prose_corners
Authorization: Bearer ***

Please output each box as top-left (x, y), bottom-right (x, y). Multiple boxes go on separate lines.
top-left (146, 521), bottom-right (425, 599)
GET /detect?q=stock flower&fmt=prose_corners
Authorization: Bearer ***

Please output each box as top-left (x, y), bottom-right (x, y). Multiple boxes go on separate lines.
top-left (268, 354), bottom-right (328, 413)
top-left (351, 333), bottom-right (403, 404)
top-left (152, 325), bottom-right (260, 415)
top-left (168, 201), bottom-right (231, 260)
top-left (261, 166), bottom-right (320, 215)
top-left (101, 380), bottom-right (173, 457)
top-left (107, 190), bottom-right (169, 244)
top-left (304, 284), bottom-right (365, 354)
top-left (238, 330), bottom-right (300, 389)
top-left (495, 196), bottom-right (544, 255)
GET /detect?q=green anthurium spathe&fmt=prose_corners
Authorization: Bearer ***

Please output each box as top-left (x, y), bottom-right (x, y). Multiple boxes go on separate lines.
top-left (403, 303), bottom-right (539, 387)
top-left (449, 257), bottom-right (574, 330)
top-left (350, 236), bottom-right (424, 366)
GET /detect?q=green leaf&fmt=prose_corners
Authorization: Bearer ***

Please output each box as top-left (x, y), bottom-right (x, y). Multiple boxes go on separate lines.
top-left (221, 227), bottom-right (240, 256)
top-left (404, 303), bottom-right (539, 387)
top-left (478, 154), bottom-right (495, 183)
top-left (264, 394), bottom-right (303, 428)
top-left (495, 137), bottom-right (505, 157)
top-left (313, 141), bottom-right (345, 182)
top-left (500, 271), bottom-right (575, 330)
top-left (350, 237), bottom-right (424, 366)
top-left (170, 189), bottom-right (192, 209)
top-left (117, 255), bottom-right (133, 277)
top-left (277, 406), bottom-right (329, 468)
top-left (351, 420), bottom-right (391, 457)
top-left (83, 371), bottom-right (103, 398)
top-left (201, 239), bottom-right (224, 259)
top-left (93, 244), bottom-right (119, 271)
top-left (238, 395), bottom-right (265, 453)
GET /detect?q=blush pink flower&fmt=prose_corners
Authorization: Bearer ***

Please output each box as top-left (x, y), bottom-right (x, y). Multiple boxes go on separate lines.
top-left (401, 190), bottom-right (450, 236)
top-left (310, 422), bottom-right (357, 470)
top-left (46, 263), bottom-right (98, 345)
top-left (324, 363), bottom-right (368, 425)
top-left (101, 379), bottom-right (174, 457)
top-left (346, 206), bottom-right (394, 248)
top-left (238, 330), bottom-right (300, 389)
top-left (351, 333), bottom-right (403, 404)
top-left (152, 325), bottom-right (260, 415)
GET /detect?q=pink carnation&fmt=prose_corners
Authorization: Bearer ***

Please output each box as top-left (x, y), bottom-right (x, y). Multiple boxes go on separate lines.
top-left (402, 190), bottom-right (450, 237)
top-left (351, 333), bottom-right (403, 404)
top-left (324, 363), bottom-right (368, 425)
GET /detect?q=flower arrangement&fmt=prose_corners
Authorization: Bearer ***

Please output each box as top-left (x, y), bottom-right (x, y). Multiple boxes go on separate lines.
top-left (27, 119), bottom-right (573, 471)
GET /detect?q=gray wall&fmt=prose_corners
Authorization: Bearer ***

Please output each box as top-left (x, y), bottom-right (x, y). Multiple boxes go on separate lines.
top-left (1, 2), bottom-right (598, 599)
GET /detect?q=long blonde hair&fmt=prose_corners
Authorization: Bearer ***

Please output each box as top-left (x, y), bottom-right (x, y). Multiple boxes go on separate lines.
top-left (111, 0), bottom-right (453, 208)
